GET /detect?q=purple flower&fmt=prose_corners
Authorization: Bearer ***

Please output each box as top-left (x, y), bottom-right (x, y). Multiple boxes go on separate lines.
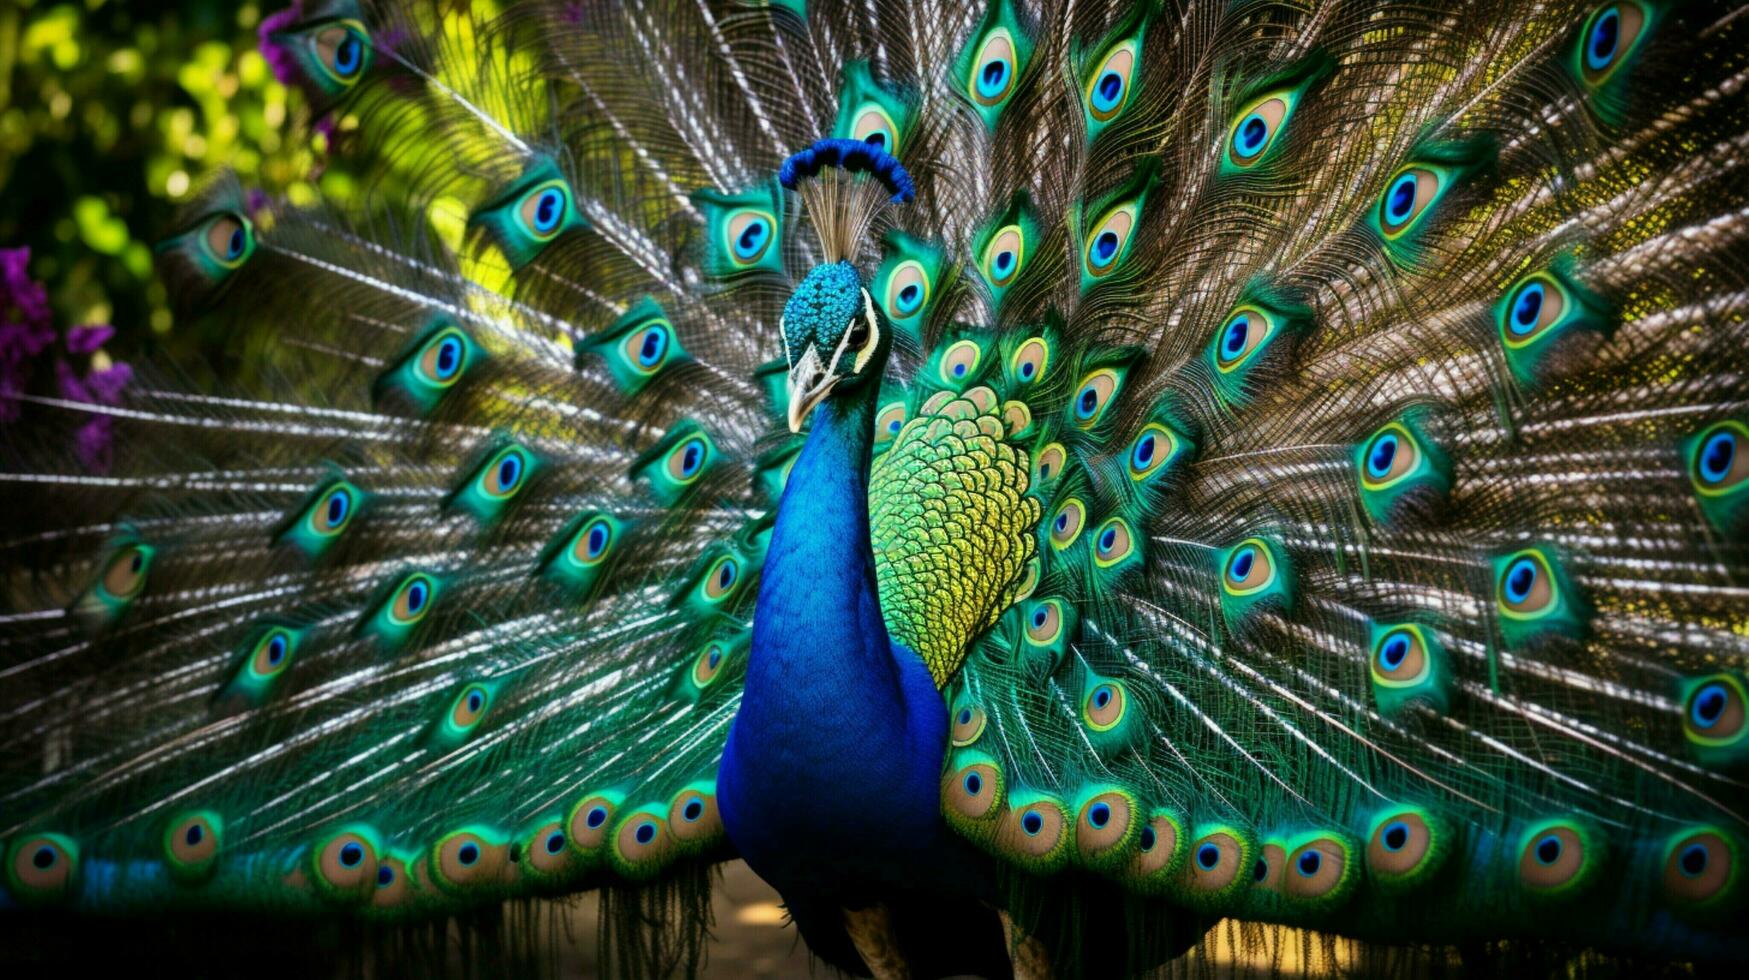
top-left (259, 2), bottom-right (307, 85)
top-left (2, 247), bottom-right (57, 423)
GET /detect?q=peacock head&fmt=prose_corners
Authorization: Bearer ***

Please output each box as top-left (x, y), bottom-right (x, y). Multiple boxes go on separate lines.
top-left (780, 261), bottom-right (890, 433)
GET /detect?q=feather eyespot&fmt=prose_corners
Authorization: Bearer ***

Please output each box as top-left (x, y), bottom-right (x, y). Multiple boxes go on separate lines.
top-left (433, 829), bottom-right (509, 890)
top-left (249, 626), bottom-right (297, 680)
top-left (313, 829), bottom-right (378, 900)
top-left (1360, 424), bottom-right (1420, 490)
top-left (1683, 675), bottom-right (1746, 747)
top-left (1084, 202), bottom-right (1138, 278)
top-left (1370, 626), bottom-right (1430, 686)
top-left (449, 684), bottom-right (491, 732)
top-left (569, 516), bottom-right (615, 567)
top-left (1690, 421), bottom-right (1748, 495)
top-left (1049, 498), bottom-right (1086, 549)
top-left (1082, 681), bottom-right (1126, 731)
top-left (724, 209), bottom-right (776, 266)
top-left (702, 556), bottom-right (740, 601)
top-left (850, 102), bottom-right (901, 153)
top-left (1132, 812), bottom-right (1184, 879)
top-left (521, 821), bottom-right (573, 879)
top-left (968, 29), bottom-right (1019, 106)
top-left (669, 787), bottom-right (721, 848)
top-left (1071, 369), bottom-right (1120, 427)
top-left (1284, 837), bottom-right (1350, 901)
top-left (313, 21), bottom-right (370, 84)
top-left (1128, 423), bottom-right (1177, 481)
top-left (6, 834), bottom-right (79, 902)
top-left (389, 573), bottom-right (435, 625)
top-left (1024, 599), bottom-right (1062, 645)
top-left (944, 760), bottom-right (1003, 820)
top-left (1496, 550), bottom-right (1557, 618)
top-left (1010, 337), bottom-right (1050, 384)
top-left (201, 213), bottom-right (253, 269)
top-left (1577, 3), bottom-right (1649, 87)
top-left (1662, 828), bottom-right (1739, 907)
top-left (620, 321), bottom-right (673, 374)
top-left (691, 642), bottom-right (729, 688)
top-left (1223, 538), bottom-right (1276, 594)
top-left (1517, 821), bottom-right (1599, 895)
top-left (100, 543), bottom-right (152, 601)
top-left (1076, 792), bottom-right (1134, 859)
top-left (1500, 274), bottom-right (1570, 347)
top-left (883, 260), bottom-right (929, 319)
top-left (665, 436), bottom-right (711, 484)
top-left (1227, 92), bottom-right (1291, 167)
top-left (415, 327), bottom-right (472, 388)
top-left (307, 481), bottom-right (357, 537)
top-left (568, 795), bottom-right (619, 855)
top-left (950, 705), bottom-right (988, 746)
top-left (982, 224), bottom-right (1025, 288)
top-left (1033, 443), bottom-right (1066, 484)
top-left (518, 180), bottom-right (574, 241)
top-left (1213, 306), bottom-right (1275, 372)
top-left (1186, 831), bottom-right (1244, 892)
top-left (939, 340), bottom-right (983, 384)
top-left (875, 401), bottom-right (908, 447)
top-left (1085, 40), bottom-right (1138, 123)
top-left (1366, 811), bottom-right (1442, 885)
top-left (165, 811), bottom-right (223, 880)
top-left (478, 447), bottom-right (530, 500)
top-left (1092, 518), bottom-right (1135, 569)
top-left (1378, 166), bottom-right (1443, 238)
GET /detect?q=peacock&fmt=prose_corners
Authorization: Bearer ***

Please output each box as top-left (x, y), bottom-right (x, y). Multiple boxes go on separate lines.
top-left (3, 0), bottom-right (1748, 976)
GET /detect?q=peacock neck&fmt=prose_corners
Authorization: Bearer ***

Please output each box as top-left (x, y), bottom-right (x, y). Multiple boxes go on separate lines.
top-left (748, 381), bottom-right (896, 693)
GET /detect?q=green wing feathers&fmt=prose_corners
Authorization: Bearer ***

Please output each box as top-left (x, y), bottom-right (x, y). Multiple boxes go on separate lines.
top-left (871, 385), bottom-right (1040, 686)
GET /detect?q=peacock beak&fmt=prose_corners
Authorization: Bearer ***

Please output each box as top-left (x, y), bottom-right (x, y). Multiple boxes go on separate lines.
top-left (786, 345), bottom-right (839, 434)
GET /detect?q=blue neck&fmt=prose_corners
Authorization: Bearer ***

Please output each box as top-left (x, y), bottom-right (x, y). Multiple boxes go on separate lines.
top-left (747, 383), bottom-right (900, 702)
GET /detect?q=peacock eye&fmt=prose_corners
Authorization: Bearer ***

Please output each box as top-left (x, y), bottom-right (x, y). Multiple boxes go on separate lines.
top-left (415, 328), bottom-right (472, 388)
top-left (1370, 626), bottom-right (1429, 684)
top-left (620, 321), bottom-right (672, 373)
top-left (305, 480), bottom-right (359, 538)
top-left (101, 543), bottom-right (152, 600)
top-left (1083, 681), bottom-right (1126, 731)
top-left (449, 683), bottom-right (491, 729)
top-left (850, 102), bottom-right (900, 153)
top-left (1010, 337), bottom-right (1050, 384)
top-left (982, 225), bottom-right (1025, 287)
top-left (250, 627), bottom-right (297, 679)
top-left (1084, 201), bottom-right (1139, 279)
top-left (570, 516), bottom-right (615, 567)
top-left (702, 556), bottom-right (740, 601)
top-left (1024, 599), bottom-right (1062, 645)
top-left (479, 446), bottom-right (529, 500)
top-left (875, 402), bottom-right (908, 446)
top-left (201, 213), bottom-right (253, 268)
top-left (1690, 422), bottom-right (1747, 493)
top-left (1497, 550), bottom-right (1556, 616)
top-left (1128, 423), bottom-right (1179, 481)
top-left (1499, 273), bottom-right (1572, 347)
top-left (1577, 2), bottom-right (1649, 87)
top-left (968, 29), bottom-right (1019, 106)
top-left (1378, 166), bottom-right (1444, 238)
top-left (950, 704), bottom-right (988, 746)
top-left (1360, 424), bottom-right (1421, 489)
top-left (1085, 40), bottom-right (1139, 124)
top-left (1517, 822), bottom-right (1596, 894)
top-left (1070, 368), bottom-right (1121, 427)
top-left (1033, 443), bottom-right (1066, 484)
top-left (940, 340), bottom-right (983, 383)
top-left (1227, 92), bottom-right (1292, 167)
top-left (164, 811), bottom-right (223, 880)
top-left (313, 22), bottom-right (369, 82)
top-left (390, 574), bottom-right (435, 624)
top-left (1049, 498), bottom-right (1086, 549)
top-left (692, 642), bottom-right (730, 688)
top-left (1662, 829), bottom-right (1739, 906)
top-left (1284, 838), bottom-right (1349, 901)
top-left (725, 209), bottom-right (775, 265)
top-left (1213, 306), bottom-right (1276, 372)
top-left (1223, 539), bottom-right (1276, 594)
top-left (1092, 518), bottom-right (1135, 568)
top-left (666, 437), bottom-right (709, 483)
top-left (518, 180), bottom-right (573, 240)
top-left (1683, 676), bottom-right (1745, 745)
top-left (884, 260), bottom-right (929, 318)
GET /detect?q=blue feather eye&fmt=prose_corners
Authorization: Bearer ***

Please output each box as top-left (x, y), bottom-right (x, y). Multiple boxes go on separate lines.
top-left (1070, 368), bottom-right (1121, 427)
top-left (1212, 306), bottom-right (1275, 373)
top-left (1082, 682), bottom-right (1125, 731)
top-left (200, 212), bottom-right (254, 270)
top-left (1576, 3), bottom-right (1650, 87)
top-left (1084, 38), bottom-right (1139, 130)
top-left (968, 28), bottom-right (1019, 107)
top-left (939, 340), bottom-right (984, 384)
top-left (1689, 422), bottom-right (1747, 496)
top-left (1491, 545), bottom-right (1589, 648)
top-left (982, 224), bottom-right (1025, 288)
top-left (312, 21), bottom-right (371, 84)
top-left (1500, 554), bottom-right (1547, 610)
top-left (729, 210), bottom-right (774, 262)
top-left (520, 181), bottom-right (572, 240)
top-left (672, 438), bottom-right (707, 480)
top-left (1378, 166), bottom-right (1442, 237)
top-left (423, 331), bottom-right (468, 384)
top-left (1681, 675), bottom-right (1745, 765)
top-left (1223, 540), bottom-right (1274, 594)
top-left (849, 102), bottom-right (901, 153)
top-left (578, 518), bottom-right (613, 564)
top-left (1049, 498), bottom-right (1086, 549)
top-left (392, 575), bottom-right (433, 623)
top-left (886, 260), bottom-right (928, 317)
top-left (1226, 92), bottom-right (1292, 167)
top-left (1092, 517), bottom-right (1138, 571)
top-left (1079, 168), bottom-right (1155, 289)
top-left (470, 160), bottom-right (586, 268)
